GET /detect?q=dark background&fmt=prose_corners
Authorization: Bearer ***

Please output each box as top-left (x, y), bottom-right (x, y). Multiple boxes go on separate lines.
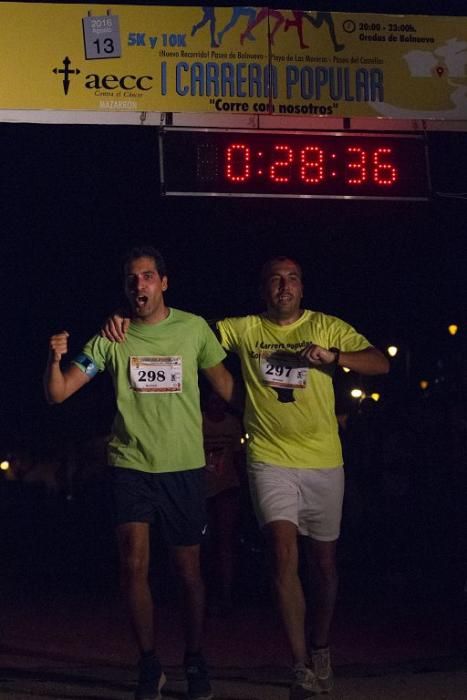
top-left (1, 122), bottom-right (466, 446)
top-left (0, 1), bottom-right (465, 601)
top-left (1, 2), bottom-right (465, 447)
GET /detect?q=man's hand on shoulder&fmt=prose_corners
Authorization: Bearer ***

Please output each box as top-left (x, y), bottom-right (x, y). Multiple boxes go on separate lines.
top-left (100, 313), bottom-right (130, 342)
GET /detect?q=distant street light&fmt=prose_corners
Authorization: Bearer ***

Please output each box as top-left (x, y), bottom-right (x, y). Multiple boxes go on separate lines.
top-left (419, 380), bottom-right (429, 390)
top-left (349, 389), bottom-right (382, 404)
top-left (0, 460), bottom-right (9, 471)
top-left (386, 344), bottom-right (412, 381)
top-left (448, 324), bottom-right (459, 336)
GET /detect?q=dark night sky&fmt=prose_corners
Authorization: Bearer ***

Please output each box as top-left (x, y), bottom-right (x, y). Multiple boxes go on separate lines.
top-left (1, 1), bottom-right (466, 451)
top-left (35, 1), bottom-right (466, 17)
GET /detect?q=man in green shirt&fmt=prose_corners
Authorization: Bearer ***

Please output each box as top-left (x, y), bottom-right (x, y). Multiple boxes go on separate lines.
top-left (44, 246), bottom-right (233, 700)
top-left (102, 255), bottom-right (389, 700)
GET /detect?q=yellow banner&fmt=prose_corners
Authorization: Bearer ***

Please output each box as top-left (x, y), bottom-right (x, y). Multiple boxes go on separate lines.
top-left (1, 3), bottom-right (467, 119)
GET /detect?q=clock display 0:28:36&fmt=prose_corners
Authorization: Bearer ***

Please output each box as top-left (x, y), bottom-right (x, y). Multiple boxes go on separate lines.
top-left (161, 129), bottom-right (430, 200)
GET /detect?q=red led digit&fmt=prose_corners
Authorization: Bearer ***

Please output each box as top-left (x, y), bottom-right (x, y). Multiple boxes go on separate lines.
top-left (373, 147), bottom-right (398, 185)
top-left (346, 147), bottom-right (367, 184)
top-left (225, 143), bottom-right (250, 182)
top-left (269, 144), bottom-right (294, 183)
top-left (300, 146), bottom-right (325, 183)
top-left (167, 130), bottom-right (428, 199)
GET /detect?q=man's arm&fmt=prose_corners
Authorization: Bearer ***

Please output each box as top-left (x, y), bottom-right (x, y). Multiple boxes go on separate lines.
top-left (44, 331), bottom-right (92, 404)
top-left (302, 345), bottom-right (389, 375)
top-left (100, 312), bottom-right (130, 342)
top-left (202, 363), bottom-right (240, 407)
top-left (336, 347), bottom-right (389, 375)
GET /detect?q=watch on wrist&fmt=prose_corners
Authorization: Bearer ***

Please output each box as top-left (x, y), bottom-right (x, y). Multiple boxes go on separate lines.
top-left (329, 347), bottom-right (340, 366)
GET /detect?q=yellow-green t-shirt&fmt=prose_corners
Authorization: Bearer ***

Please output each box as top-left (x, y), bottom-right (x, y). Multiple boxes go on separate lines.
top-left (72, 308), bottom-right (226, 473)
top-left (217, 310), bottom-right (370, 468)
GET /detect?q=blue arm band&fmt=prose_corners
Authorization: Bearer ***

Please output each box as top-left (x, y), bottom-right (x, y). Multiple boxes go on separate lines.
top-left (73, 353), bottom-right (99, 378)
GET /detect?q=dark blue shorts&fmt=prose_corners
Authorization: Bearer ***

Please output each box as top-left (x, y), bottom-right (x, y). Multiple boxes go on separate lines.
top-left (110, 466), bottom-right (207, 546)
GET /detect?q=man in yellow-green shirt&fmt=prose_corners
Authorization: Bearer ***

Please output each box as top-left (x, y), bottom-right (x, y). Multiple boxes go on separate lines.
top-left (217, 257), bottom-right (389, 699)
top-left (100, 255), bottom-right (389, 700)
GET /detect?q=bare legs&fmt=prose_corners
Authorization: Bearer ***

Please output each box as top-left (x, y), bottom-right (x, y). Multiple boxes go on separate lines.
top-left (117, 522), bottom-right (156, 653)
top-left (265, 520), bottom-right (338, 663)
top-left (304, 537), bottom-right (338, 649)
top-left (116, 522), bottom-right (206, 655)
top-left (171, 543), bottom-right (206, 653)
top-left (116, 516), bottom-right (338, 664)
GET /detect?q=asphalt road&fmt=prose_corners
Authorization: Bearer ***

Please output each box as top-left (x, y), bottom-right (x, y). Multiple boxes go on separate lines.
top-left (1, 568), bottom-right (466, 700)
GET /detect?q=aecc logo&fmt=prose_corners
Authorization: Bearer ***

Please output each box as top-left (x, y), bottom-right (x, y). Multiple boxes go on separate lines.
top-left (52, 57), bottom-right (153, 95)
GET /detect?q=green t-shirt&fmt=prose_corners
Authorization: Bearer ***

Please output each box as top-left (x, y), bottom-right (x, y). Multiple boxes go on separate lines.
top-left (217, 310), bottom-right (370, 468)
top-left (73, 308), bottom-right (226, 473)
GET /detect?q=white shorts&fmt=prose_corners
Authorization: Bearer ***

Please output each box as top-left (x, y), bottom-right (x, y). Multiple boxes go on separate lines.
top-left (248, 462), bottom-right (345, 541)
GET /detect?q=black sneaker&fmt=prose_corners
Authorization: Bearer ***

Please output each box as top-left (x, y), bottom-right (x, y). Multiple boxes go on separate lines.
top-left (135, 655), bottom-right (166, 700)
top-left (184, 651), bottom-right (213, 700)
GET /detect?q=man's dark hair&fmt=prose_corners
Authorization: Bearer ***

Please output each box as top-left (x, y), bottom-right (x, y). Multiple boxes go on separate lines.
top-left (123, 245), bottom-right (167, 278)
top-left (260, 256), bottom-right (303, 285)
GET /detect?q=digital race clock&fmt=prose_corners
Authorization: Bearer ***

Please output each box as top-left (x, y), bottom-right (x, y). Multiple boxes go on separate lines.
top-left (160, 128), bottom-right (430, 200)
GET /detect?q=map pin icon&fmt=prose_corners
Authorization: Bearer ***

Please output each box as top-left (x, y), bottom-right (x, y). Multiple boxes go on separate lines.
top-left (436, 65), bottom-right (444, 77)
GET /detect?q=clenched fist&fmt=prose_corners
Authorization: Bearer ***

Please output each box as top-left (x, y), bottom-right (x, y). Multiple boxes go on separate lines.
top-left (49, 331), bottom-right (70, 363)
top-left (300, 343), bottom-right (338, 367)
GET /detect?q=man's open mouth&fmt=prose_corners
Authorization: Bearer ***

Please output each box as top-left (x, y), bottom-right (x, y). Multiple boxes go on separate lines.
top-left (135, 295), bottom-right (148, 308)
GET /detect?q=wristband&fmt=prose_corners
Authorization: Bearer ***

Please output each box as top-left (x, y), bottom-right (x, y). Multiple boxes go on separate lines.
top-left (329, 347), bottom-right (340, 366)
